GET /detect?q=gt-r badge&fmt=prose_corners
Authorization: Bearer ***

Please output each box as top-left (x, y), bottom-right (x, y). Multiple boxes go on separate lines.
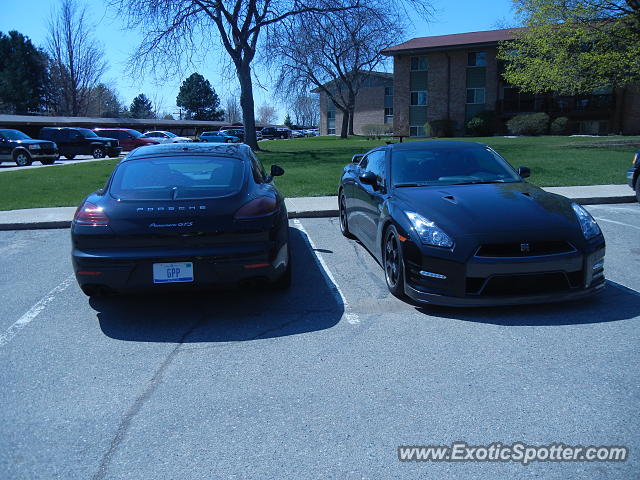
top-left (520, 243), bottom-right (531, 253)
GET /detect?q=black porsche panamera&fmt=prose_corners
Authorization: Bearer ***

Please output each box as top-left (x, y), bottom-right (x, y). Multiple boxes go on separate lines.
top-left (338, 141), bottom-right (606, 306)
top-left (71, 143), bottom-right (290, 296)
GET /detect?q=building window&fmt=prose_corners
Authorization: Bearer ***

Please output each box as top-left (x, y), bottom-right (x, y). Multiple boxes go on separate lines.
top-left (468, 51), bottom-right (486, 67)
top-left (466, 88), bottom-right (485, 104)
top-left (410, 125), bottom-right (426, 137)
top-left (385, 86), bottom-right (394, 96)
top-left (327, 109), bottom-right (336, 135)
top-left (410, 91), bottom-right (428, 106)
top-left (410, 56), bottom-right (428, 71)
top-left (384, 107), bottom-right (393, 124)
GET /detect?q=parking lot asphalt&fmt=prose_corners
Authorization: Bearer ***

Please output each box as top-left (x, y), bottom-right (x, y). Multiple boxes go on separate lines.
top-left (0, 204), bottom-right (638, 479)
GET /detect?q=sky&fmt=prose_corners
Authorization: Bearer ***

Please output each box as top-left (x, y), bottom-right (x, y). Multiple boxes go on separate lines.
top-left (0, 0), bottom-right (517, 121)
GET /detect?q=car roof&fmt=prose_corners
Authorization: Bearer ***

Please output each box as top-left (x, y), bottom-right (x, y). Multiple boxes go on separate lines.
top-left (94, 127), bottom-right (130, 131)
top-left (123, 142), bottom-right (250, 161)
top-left (387, 140), bottom-right (487, 151)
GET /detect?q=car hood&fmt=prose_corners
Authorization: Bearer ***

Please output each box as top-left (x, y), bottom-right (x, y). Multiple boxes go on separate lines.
top-left (14, 139), bottom-right (55, 147)
top-left (91, 136), bottom-right (118, 143)
top-left (392, 182), bottom-right (580, 237)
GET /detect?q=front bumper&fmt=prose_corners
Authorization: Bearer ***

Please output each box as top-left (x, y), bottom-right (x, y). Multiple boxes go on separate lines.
top-left (627, 167), bottom-right (637, 189)
top-left (403, 243), bottom-right (606, 307)
top-left (72, 242), bottom-right (289, 293)
top-left (30, 151), bottom-right (59, 161)
top-left (106, 146), bottom-right (123, 157)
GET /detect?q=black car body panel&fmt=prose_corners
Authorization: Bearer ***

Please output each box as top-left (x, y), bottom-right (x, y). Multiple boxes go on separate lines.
top-left (627, 150), bottom-right (639, 202)
top-left (39, 127), bottom-right (122, 158)
top-left (71, 143), bottom-right (289, 294)
top-left (339, 140), bottom-right (606, 306)
top-left (0, 129), bottom-right (58, 165)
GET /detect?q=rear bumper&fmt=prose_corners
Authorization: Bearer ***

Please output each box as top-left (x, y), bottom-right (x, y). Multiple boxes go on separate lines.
top-left (72, 242), bottom-right (288, 293)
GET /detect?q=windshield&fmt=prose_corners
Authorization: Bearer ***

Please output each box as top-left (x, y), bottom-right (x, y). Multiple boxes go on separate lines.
top-left (202, 132), bottom-right (219, 136)
top-left (1, 130), bottom-right (31, 140)
top-left (77, 128), bottom-right (98, 138)
top-left (391, 147), bottom-right (521, 187)
top-left (164, 131), bottom-right (177, 137)
top-left (127, 129), bottom-right (143, 138)
top-left (110, 156), bottom-right (245, 200)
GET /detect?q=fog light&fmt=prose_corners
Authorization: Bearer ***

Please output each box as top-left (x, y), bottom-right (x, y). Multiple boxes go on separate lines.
top-left (593, 261), bottom-right (604, 271)
top-left (419, 270), bottom-right (447, 280)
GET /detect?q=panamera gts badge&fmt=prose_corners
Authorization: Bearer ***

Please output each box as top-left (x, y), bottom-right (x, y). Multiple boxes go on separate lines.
top-left (149, 222), bottom-right (194, 228)
top-left (520, 243), bottom-right (531, 253)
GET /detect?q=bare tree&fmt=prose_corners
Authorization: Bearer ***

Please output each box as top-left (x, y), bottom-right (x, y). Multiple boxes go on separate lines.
top-left (109, 0), bottom-right (361, 149)
top-left (271, 2), bottom-right (418, 137)
top-left (225, 97), bottom-right (242, 123)
top-left (47, 0), bottom-right (108, 116)
top-left (291, 94), bottom-right (318, 127)
top-left (256, 104), bottom-right (277, 124)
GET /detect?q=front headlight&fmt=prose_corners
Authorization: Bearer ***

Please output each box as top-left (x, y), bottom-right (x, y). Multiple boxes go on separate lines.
top-left (28, 144), bottom-right (41, 150)
top-left (405, 211), bottom-right (454, 248)
top-left (572, 203), bottom-right (601, 239)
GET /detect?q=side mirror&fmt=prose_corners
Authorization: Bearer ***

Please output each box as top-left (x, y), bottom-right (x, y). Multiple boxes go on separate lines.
top-left (517, 166), bottom-right (531, 178)
top-left (352, 154), bottom-right (364, 164)
top-left (270, 164), bottom-right (285, 177)
top-left (359, 171), bottom-right (378, 186)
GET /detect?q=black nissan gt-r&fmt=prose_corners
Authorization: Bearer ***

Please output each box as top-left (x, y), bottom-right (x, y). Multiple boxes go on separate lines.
top-left (71, 143), bottom-right (290, 296)
top-left (338, 140), bottom-right (606, 307)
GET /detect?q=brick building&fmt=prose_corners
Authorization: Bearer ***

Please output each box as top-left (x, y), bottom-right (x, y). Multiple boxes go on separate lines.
top-left (316, 72), bottom-right (393, 136)
top-left (381, 28), bottom-right (640, 136)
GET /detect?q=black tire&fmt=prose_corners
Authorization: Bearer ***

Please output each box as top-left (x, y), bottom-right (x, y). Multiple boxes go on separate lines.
top-left (40, 158), bottom-right (56, 165)
top-left (13, 150), bottom-right (32, 167)
top-left (270, 249), bottom-right (292, 290)
top-left (64, 155), bottom-right (76, 160)
top-left (339, 192), bottom-right (355, 239)
top-left (383, 225), bottom-right (406, 299)
top-left (92, 147), bottom-right (105, 159)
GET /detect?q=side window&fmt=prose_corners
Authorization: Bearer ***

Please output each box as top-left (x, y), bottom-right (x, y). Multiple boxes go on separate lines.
top-left (58, 130), bottom-right (71, 141)
top-left (365, 150), bottom-right (386, 185)
top-left (358, 154), bottom-right (369, 170)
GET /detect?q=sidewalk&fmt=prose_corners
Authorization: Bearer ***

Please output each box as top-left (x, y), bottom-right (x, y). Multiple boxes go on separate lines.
top-left (0, 184), bottom-right (635, 231)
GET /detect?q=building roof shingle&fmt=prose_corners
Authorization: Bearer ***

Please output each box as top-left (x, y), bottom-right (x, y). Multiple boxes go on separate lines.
top-left (382, 27), bottom-right (525, 55)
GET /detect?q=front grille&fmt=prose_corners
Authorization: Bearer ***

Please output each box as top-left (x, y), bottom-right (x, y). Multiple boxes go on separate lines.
top-left (477, 272), bottom-right (572, 296)
top-left (475, 241), bottom-right (575, 257)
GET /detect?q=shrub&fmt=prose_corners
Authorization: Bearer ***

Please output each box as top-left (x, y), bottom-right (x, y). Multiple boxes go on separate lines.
top-left (466, 110), bottom-right (499, 136)
top-left (362, 123), bottom-right (391, 139)
top-left (506, 112), bottom-right (550, 136)
top-left (427, 119), bottom-right (457, 137)
top-left (550, 116), bottom-right (569, 135)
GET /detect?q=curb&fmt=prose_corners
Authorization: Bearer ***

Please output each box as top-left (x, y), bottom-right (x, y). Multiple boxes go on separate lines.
top-left (0, 196), bottom-right (635, 231)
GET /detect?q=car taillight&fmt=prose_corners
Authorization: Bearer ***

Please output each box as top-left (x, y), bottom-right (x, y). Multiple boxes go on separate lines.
top-left (74, 202), bottom-right (109, 226)
top-left (234, 196), bottom-right (277, 220)
top-left (633, 152), bottom-right (639, 166)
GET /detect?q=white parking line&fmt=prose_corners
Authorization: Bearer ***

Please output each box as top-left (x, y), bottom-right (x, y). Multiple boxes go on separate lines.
top-left (292, 219), bottom-right (360, 325)
top-left (0, 275), bottom-right (74, 347)
top-left (594, 217), bottom-right (640, 231)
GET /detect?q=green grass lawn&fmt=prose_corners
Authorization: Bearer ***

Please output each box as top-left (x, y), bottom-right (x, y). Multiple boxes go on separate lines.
top-left (0, 135), bottom-right (636, 210)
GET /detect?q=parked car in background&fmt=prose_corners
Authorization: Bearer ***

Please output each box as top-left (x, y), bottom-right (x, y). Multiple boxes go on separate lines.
top-left (291, 130), bottom-right (305, 138)
top-left (93, 128), bottom-right (159, 151)
top-left (0, 129), bottom-right (59, 166)
top-left (219, 128), bottom-right (245, 142)
top-left (339, 140), bottom-right (605, 306)
top-left (39, 127), bottom-right (122, 159)
top-left (141, 131), bottom-right (193, 143)
top-left (627, 151), bottom-right (640, 203)
top-left (71, 142), bottom-right (290, 296)
top-left (198, 131), bottom-right (240, 143)
top-left (305, 129), bottom-right (319, 136)
top-left (260, 127), bottom-right (291, 139)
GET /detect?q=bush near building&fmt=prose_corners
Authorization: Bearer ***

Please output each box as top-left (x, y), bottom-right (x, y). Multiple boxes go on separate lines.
top-left (425, 119), bottom-right (457, 137)
top-left (507, 112), bottom-right (550, 136)
top-left (466, 110), bottom-right (500, 136)
top-left (362, 124), bottom-right (392, 140)
top-left (550, 116), bottom-right (569, 135)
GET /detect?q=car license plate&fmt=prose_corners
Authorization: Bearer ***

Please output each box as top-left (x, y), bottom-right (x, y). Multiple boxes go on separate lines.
top-left (153, 262), bottom-right (194, 283)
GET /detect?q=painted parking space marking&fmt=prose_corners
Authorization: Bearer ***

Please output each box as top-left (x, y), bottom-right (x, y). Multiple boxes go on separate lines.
top-left (0, 275), bottom-right (74, 347)
top-left (593, 217), bottom-right (640, 231)
top-left (292, 219), bottom-right (360, 325)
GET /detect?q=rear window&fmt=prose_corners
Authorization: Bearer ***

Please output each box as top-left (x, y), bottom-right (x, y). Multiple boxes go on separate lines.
top-left (109, 156), bottom-right (245, 200)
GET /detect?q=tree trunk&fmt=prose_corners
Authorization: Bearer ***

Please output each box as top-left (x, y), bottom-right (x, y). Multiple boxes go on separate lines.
top-left (348, 109), bottom-right (355, 136)
top-left (339, 106), bottom-right (349, 139)
top-left (237, 61), bottom-right (259, 150)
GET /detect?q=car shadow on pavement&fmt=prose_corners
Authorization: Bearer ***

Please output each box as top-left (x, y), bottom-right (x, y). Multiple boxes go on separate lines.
top-left (416, 281), bottom-right (640, 326)
top-left (91, 227), bottom-right (343, 342)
